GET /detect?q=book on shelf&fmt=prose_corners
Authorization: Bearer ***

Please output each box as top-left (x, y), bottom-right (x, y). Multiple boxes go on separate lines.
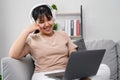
top-left (57, 19), bottom-right (81, 37)
top-left (76, 19), bottom-right (80, 36)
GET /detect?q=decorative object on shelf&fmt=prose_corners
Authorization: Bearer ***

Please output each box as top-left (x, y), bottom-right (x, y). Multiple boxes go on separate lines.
top-left (51, 4), bottom-right (58, 30)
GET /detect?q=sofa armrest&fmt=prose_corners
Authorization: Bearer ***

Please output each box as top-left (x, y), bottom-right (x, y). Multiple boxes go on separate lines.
top-left (1, 55), bottom-right (34, 80)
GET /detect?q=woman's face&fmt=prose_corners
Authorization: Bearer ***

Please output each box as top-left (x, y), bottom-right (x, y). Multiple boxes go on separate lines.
top-left (36, 15), bottom-right (54, 36)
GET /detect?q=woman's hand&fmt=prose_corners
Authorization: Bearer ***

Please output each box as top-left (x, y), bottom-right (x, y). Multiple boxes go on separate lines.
top-left (25, 23), bottom-right (40, 34)
top-left (80, 77), bottom-right (91, 80)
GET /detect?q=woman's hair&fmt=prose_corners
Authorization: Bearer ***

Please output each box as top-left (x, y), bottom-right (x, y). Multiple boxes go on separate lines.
top-left (31, 4), bottom-right (53, 22)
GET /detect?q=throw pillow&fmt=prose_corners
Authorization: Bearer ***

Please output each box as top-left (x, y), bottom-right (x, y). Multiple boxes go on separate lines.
top-left (73, 38), bottom-right (86, 51)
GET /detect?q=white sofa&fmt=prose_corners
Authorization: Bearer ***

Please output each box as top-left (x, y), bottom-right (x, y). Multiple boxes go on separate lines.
top-left (1, 39), bottom-right (120, 80)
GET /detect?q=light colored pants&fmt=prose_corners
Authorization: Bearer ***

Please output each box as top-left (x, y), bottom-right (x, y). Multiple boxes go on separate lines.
top-left (89, 64), bottom-right (110, 80)
top-left (32, 64), bottom-right (111, 80)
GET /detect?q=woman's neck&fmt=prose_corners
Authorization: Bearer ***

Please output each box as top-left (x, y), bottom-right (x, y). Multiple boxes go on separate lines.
top-left (40, 31), bottom-right (55, 37)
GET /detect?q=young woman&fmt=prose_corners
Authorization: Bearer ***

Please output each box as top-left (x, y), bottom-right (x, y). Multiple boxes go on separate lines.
top-left (9, 4), bottom-right (110, 80)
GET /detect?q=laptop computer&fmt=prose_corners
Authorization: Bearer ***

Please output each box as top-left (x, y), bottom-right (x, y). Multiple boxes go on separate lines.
top-left (45, 49), bottom-right (106, 80)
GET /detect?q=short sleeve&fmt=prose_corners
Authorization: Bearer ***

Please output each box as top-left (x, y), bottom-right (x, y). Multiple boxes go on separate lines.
top-left (60, 31), bottom-right (78, 56)
top-left (22, 43), bottom-right (30, 56)
top-left (67, 36), bottom-right (78, 56)
top-left (21, 35), bottom-right (31, 56)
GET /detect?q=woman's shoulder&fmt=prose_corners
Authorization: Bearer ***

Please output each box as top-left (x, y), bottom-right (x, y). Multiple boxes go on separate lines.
top-left (55, 30), bottom-right (67, 36)
top-left (55, 30), bottom-right (69, 39)
top-left (26, 33), bottom-right (40, 43)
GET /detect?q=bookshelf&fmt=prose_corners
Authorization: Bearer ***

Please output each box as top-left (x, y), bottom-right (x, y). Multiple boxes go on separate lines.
top-left (56, 13), bottom-right (80, 16)
top-left (56, 5), bottom-right (83, 40)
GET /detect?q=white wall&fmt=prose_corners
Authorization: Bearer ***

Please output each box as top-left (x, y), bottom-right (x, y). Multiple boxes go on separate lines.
top-left (82, 0), bottom-right (120, 41)
top-left (0, 0), bottom-right (120, 73)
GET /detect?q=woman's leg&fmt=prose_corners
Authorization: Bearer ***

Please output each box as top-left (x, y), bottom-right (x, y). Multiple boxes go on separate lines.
top-left (32, 71), bottom-right (62, 80)
top-left (89, 64), bottom-right (111, 80)
top-left (32, 72), bottom-right (57, 80)
top-left (31, 64), bottom-right (110, 80)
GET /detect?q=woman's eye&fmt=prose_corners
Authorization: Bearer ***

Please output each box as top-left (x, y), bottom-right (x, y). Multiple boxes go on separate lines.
top-left (39, 21), bottom-right (44, 23)
top-left (47, 18), bottom-right (51, 21)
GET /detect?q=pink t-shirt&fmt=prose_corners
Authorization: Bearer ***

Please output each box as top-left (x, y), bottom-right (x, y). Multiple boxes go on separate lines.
top-left (25, 31), bottom-right (77, 72)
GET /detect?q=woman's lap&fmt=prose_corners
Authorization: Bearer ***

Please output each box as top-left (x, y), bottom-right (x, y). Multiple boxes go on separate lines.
top-left (90, 64), bottom-right (111, 80)
top-left (32, 73), bottom-right (61, 80)
top-left (32, 64), bottom-right (111, 80)
top-left (32, 70), bottom-right (64, 80)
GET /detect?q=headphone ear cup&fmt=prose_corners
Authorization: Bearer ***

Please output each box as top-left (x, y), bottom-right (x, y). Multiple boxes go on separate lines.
top-left (30, 15), bottom-right (35, 24)
top-left (46, 5), bottom-right (56, 20)
top-left (52, 10), bottom-right (56, 20)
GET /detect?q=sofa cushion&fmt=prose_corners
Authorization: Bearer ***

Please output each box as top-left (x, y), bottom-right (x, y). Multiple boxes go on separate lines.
top-left (85, 39), bottom-right (117, 80)
top-left (1, 55), bottom-right (34, 80)
top-left (116, 41), bottom-right (120, 80)
top-left (73, 38), bottom-right (86, 51)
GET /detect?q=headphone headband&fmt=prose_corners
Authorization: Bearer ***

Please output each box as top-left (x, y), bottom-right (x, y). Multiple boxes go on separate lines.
top-left (29, 3), bottom-right (54, 24)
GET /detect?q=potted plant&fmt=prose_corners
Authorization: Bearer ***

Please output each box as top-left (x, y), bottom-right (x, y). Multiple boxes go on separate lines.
top-left (0, 75), bottom-right (2, 80)
top-left (53, 23), bottom-right (58, 30)
top-left (51, 4), bottom-right (58, 11)
top-left (51, 4), bottom-right (58, 30)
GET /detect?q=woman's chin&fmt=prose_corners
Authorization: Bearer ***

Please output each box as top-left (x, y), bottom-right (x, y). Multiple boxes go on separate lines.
top-left (44, 31), bottom-right (53, 35)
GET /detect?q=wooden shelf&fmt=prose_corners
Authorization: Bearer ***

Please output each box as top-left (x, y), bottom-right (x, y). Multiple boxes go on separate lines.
top-left (56, 13), bottom-right (80, 16)
top-left (70, 36), bottom-right (81, 40)
top-left (56, 5), bottom-right (83, 39)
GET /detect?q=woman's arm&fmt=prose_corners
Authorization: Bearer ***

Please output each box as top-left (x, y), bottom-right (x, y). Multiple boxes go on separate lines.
top-left (9, 24), bottom-right (39, 59)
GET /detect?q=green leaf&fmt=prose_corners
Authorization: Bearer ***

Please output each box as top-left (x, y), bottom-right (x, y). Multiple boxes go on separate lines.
top-left (0, 75), bottom-right (2, 80)
top-left (53, 23), bottom-right (58, 30)
top-left (51, 4), bottom-right (57, 10)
